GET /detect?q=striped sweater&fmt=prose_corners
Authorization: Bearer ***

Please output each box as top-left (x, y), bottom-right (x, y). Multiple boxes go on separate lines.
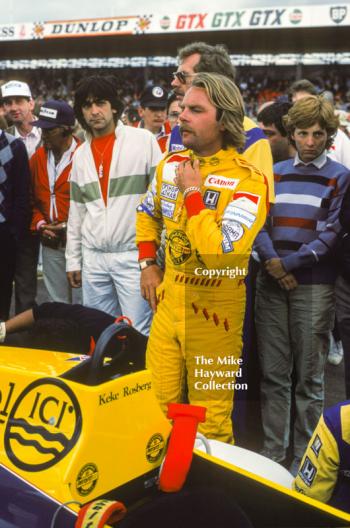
top-left (254, 156), bottom-right (350, 284)
top-left (0, 131), bottom-right (30, 239)
top-left (66, 121), bottom-right (162, 272)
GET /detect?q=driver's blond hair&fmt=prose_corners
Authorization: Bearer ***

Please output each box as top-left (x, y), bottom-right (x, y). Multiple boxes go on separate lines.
top-left (191, 72), bottom-right (245, 150)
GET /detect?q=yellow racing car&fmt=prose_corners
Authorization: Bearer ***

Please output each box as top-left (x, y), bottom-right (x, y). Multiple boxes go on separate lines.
top-left (0, 322), bottom-right (349, 527)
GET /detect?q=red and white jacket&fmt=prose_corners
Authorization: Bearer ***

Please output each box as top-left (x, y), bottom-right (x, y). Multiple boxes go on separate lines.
top-left (30, 138), bottom-right (80, 231)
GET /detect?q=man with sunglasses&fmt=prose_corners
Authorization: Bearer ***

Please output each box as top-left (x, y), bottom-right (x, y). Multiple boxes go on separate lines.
top-left (169, 42), bottom-right (274, 203)
top-left (30, 100), bottom-right (80, 303)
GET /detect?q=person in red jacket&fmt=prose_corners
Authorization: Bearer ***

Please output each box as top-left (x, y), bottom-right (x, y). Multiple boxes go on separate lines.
top-left (30, 100), bottom-right (80, 303)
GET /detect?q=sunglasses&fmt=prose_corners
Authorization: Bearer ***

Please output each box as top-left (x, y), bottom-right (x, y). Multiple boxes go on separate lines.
top-left (171, 71), bottom-right (193, 84)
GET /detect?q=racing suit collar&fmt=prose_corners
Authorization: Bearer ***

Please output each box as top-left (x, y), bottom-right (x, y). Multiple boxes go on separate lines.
top-left (190, 147), bottom-right (239, 166)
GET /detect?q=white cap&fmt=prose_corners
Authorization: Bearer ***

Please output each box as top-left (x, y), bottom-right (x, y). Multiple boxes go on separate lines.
top-left (1, 80), bottom-right (32, 99)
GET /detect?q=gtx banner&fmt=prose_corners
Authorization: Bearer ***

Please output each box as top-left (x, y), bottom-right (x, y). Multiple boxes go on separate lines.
top-left (149, 5), bottom-right (349, 32)
top-left (0, 5), bottom-right (348, 42)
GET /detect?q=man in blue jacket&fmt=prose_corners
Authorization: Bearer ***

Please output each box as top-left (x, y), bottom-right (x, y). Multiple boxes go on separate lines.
top-left (0, 129), bottom-right (30, 320)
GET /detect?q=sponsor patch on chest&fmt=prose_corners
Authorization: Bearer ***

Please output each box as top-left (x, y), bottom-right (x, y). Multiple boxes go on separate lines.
top-left (162, 155), bottom-right (190, 183)
top-left (161, 199), bottom-right (176, 219)
top-left (162, 163), bottom-right (177, 184)
top-left (204, 174), bottom-right (239, 190)
top-left (169, 230), bottom-right (192, 265)
top-left (160, 183), bottom-right (179, 201)
top-left (231, 191), bottom-right (261, 214)
top-left (203, 190), bottom-right (220, 209)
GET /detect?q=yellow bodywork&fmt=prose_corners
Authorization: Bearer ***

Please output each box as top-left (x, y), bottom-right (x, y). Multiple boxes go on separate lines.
top-left (0, 347), bottom-right (171, 516)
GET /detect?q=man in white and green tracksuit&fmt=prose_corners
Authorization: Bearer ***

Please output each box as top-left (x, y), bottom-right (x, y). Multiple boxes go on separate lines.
top-left (66, 76), bottom-right (162, 335)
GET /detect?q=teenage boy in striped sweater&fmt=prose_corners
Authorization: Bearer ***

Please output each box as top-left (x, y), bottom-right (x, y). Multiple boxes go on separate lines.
top-left (254, 95), bottom-right (350, 475)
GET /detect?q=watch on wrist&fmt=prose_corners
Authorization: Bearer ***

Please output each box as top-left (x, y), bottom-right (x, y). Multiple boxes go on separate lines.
top-left (0, 321), bottom-right (6, 343)
top-left (139, 259), bottom-right (156, 271)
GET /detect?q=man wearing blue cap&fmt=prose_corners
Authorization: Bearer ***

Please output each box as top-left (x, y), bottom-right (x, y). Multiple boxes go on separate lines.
top-left (138, 85), bottom-right (169, 141)
top-left (29, 100), bottom-right (81, 303)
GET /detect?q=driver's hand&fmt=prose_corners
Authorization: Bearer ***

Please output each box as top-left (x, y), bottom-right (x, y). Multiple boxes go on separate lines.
top-left (141, 264), bottom-right (163, 313)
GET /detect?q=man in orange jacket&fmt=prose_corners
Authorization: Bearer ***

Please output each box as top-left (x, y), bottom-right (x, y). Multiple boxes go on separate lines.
top-left (30, 100), bottom-right (80, 303)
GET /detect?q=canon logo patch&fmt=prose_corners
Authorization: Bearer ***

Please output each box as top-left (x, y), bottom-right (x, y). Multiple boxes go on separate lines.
top-left (204, 175), bottom-right (239, 190)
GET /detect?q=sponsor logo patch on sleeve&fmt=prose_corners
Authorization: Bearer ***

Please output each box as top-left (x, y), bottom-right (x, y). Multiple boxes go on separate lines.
top-left (222, 220), bottom-right (244, 242)
top-left (137, 190), bottom-right (155, 216)
top-left (299, 457), bottom-right (317, 487)
top-left (311, 435), bottom-right (322, 457)
top-left (222, 224), bottom-right (234, 253)
top-left (223, 202), bottom-right (256, 228)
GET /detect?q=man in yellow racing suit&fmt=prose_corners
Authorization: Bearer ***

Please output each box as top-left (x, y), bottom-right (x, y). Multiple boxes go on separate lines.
top-left (136, 73), bottom-right (268, 443)
top-left (293, 400), bottom-right (350, 513)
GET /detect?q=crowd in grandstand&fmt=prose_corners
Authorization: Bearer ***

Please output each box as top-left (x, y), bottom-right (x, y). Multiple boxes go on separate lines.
top-left (0, 41), bottom-right (350, 516)
top-left (2, 66), bottom-right (350, 120)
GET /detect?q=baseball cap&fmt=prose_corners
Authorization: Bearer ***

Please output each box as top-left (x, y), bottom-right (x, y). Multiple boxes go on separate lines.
top-left (1, 80), bottom-right (32, 99)
top-left (32, 100), bottom-right (75, 129)
top-left (140, 85), bottom-right (168, 108)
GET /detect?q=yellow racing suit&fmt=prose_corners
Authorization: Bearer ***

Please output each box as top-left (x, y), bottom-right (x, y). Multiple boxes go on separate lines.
top-left (293, 401), bottom-right (350, 513)
top-left (136, 147), bottom-right (268, 443)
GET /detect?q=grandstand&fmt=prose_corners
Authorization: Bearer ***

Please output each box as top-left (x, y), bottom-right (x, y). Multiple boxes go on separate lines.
top-left (0, 4), bottom-right (349, 116)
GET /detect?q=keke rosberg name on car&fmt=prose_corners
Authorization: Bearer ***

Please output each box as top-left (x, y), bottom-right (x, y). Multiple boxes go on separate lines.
top-left (99, 381), bottom-right (152, 405)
